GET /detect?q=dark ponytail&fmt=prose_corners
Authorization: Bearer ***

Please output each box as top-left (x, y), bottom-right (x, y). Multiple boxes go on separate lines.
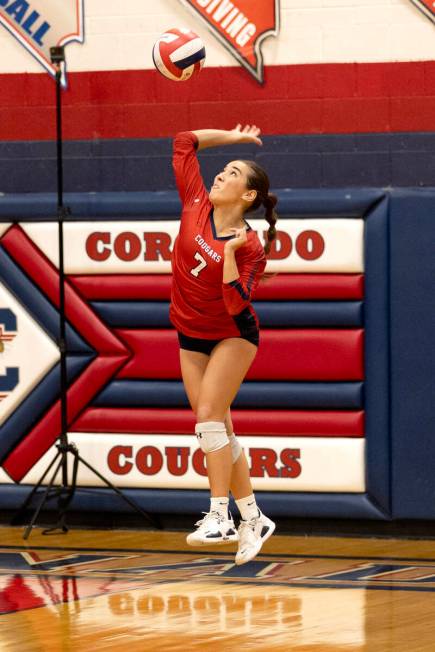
top-left (263, 193), bottom-right (278, 255)
top-left (240, 160), bottom-right (279, 255)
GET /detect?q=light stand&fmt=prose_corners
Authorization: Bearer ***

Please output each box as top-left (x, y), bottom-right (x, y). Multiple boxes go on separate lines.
top-left (13, 47), bottom-right (160, 537)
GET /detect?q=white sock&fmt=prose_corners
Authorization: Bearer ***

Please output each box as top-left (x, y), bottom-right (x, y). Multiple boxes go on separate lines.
top-left (210, 496), bottom-right (229, 519)
top-left (236, 494), bottom-right (260, 522)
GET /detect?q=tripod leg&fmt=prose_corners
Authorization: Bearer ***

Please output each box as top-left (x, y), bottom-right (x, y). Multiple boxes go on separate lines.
top-left (23, 454), bottom-right (65, 539)
top-left (43, 449), bottom-right (80, 535)
top-left (11, 451), bottom-right (62, 526)
top-left (76, 454), bottom-right (161, 529)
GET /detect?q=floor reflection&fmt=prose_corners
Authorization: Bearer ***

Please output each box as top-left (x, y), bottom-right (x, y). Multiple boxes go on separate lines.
top-left (0, 574), bottom-right (366, 651)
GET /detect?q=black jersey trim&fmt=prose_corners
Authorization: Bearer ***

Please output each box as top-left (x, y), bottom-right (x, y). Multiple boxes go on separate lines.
top-left (246, 261), bottom-right (261, 292)
top-left (229, 279), bottom-right (249, 300)
top-left (209, 210), bottom-right (253, 241)
top-left (232, 306), bottom-right (259, 346)
top-left (210, 210), bottom-right (234, 241)
top-left (228, 261), bottom-right (260, 301)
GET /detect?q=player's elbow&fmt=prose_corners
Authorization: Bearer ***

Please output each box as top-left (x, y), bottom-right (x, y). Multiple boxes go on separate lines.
top-left (173, 131), bottom-right (197, 151)
top-left (225, 299), bottom-right (249, 316)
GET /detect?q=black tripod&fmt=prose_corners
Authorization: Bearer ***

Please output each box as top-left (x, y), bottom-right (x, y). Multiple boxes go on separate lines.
top-left (14, 47), bottom-right (160, 538)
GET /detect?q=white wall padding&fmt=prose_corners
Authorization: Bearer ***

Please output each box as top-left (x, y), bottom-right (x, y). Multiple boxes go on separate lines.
top-left (0, 282), bottom-right (59, 426)
top-left (9, 433), bottom-right (366, 492)
top-left (56, 219), bottom-right (363, 274)
top-left (21, 222), bottom-right (59, 268)
top-left (250, 218), bottom-right (364, 273)
top-left (62, 221), bottom-right (181, 273)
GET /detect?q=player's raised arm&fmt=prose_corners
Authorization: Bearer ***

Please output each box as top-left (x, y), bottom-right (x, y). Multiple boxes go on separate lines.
top-left (192, 124), bottom-right (263, 150)
top-left (172, 131), bottom-right (207, 206)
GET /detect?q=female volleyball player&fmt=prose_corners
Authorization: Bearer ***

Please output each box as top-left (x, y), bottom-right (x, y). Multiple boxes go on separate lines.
top-left (171, 125), bottom-right (278, 565)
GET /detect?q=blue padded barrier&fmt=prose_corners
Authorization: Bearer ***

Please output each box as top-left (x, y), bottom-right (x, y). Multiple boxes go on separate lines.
top-left (0, 189), bottom-right (385, 219)
top-left (0, 356), bottom-right (93, 465)
top-left (389, 190), bottom-right (435, 519)
top-left (0, 485), bottom-right (388, 520)
top-left (91, 301), bottom-right (171, 327)
top-left (0, 246), bottom-right (94, 354)
top-left (4, 187), bottom-right (434, 522)
top-left (363, 196), bottom-right (391, 516)
top-left (91, 301), bottom-right (363, 329)
top-left (0, 192), bottom-right (182, 218)
top-left (93, 380), bottom-right (364, 410)
top-left (257, 302), bottom-right (363, 327)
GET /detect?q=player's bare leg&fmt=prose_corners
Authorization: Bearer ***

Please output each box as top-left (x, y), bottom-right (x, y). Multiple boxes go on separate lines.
top-left (194, 338), bottom-right (256, 496)
top-left (180, 339), bottom-right (255, 546)
top-left (179, 348), bottom-right (235, 544)
top-left (222, 410), bottom-right (254, 499)
top-left (180, 339), bottom-right (256, 496)
top-left (180, 347), bottom-right (252, 498)
top-left (180, 343), bottom-right (275, 564)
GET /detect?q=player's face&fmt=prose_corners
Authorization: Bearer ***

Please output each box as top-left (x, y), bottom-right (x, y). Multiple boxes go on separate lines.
top-left (209, 160), bottom-right (255, 207)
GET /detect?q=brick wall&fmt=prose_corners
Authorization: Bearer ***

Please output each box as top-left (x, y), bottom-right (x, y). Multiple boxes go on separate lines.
top-left (0, 0), bottom-right (434, 74)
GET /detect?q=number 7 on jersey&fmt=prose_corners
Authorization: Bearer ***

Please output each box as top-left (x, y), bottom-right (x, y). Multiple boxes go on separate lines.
top-left (190, 252), bottom-right (207, 277)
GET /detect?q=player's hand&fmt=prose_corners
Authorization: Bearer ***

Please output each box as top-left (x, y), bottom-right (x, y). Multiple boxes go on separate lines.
top-left (231, 124), bottom-right (262, 146)
top-left (224, 226), bottom-right (248, 252)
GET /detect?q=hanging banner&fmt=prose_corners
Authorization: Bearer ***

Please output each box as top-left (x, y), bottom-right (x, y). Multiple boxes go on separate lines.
top-left (0, 0), bottom-right (85, 85)
top-left (178, 0), bottom-right (280, 84)
top-left (409, 0), bottom-right (435, 23)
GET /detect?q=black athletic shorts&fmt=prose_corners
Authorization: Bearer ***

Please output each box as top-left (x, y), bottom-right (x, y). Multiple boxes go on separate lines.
top-left (177, 331), bottom-right (259, 355)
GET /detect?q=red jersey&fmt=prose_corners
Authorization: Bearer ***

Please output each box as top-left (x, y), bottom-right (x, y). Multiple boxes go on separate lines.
top-left (170, 131), bottom-right (267, 340)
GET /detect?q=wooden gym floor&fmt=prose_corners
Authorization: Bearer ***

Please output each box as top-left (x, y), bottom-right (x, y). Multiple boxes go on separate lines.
top-left (1, 525), bottom-right (435, 651)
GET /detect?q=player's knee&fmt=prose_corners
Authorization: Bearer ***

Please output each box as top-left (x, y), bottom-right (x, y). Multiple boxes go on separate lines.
top-left (228, 434), bottom-right (242, 463)
top-left (196, 403), bottom-right (219, 424)
top-left (195, 421), bottom-right (229, 454)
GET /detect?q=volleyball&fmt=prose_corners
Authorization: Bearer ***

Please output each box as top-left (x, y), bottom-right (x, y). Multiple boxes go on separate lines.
top-left (152, 28), bottom-right (206, 82)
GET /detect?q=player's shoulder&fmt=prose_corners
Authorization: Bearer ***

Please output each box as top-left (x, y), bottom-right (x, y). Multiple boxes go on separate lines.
top-left (235, 230), bottom-right (266, 269)
top-left (245, 228), bottom-right (267, 259)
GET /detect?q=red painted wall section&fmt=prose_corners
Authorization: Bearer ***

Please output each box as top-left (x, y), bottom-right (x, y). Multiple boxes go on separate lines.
top-left (1, 61), bottom-right (435, 140)
top-left (114, 328), bottom-right (364, 382)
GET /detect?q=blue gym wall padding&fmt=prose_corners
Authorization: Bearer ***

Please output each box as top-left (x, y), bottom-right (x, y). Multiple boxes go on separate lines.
top-left (94, 380), bottom-right (364, 410)
top-left (0, 188), bottom-right (385, 219)
top-left (363, 197), bottom-right (391, 515)
top-left (0, 246), bottom-right (94, 354)
top-left (389, 191), bottom-right (435, 519)
top-left (1, 188), bottom-right (434, 521)
top-left (91, 300), bottom-right (363, 328)
top-left (0, 485), bottom-right (388, 520)
top-left (0, 356), bottom-right (93, 465)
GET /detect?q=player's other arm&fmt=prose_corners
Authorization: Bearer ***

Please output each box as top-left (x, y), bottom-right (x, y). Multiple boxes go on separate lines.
top-left (222, 230), bottom-right (266, 315)
top-left (192, 124), bottom-right (262, 150)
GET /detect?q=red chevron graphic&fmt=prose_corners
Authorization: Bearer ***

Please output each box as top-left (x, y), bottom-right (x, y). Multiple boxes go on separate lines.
top-left (409, 0), bottom-right (435, 22)
top-left (0, 225), bottom-right (130, 481)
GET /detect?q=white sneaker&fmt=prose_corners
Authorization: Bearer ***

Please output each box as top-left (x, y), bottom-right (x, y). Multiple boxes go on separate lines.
top-left (186, 511), bottom-right (239, 546)
top-left (235, 511), bottom-right (276, 565)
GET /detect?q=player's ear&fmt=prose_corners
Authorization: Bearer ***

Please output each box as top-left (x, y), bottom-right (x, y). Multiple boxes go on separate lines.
top-left (242, 189), bottom-right (257, 204)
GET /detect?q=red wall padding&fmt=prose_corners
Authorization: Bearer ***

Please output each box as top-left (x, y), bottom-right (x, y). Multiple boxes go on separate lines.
top-left (3, 356), bottom-right (129, 482)
top-left (115, 328), bottom-right (364, 381)
top-left (1, 62), bottom-right (435, 139)
top-left (72, 407), bottom-right (365, 436)
top-left (69, 273), bottom-right (364, 301)
top-left (1, 226), bottom-right (126, 354)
